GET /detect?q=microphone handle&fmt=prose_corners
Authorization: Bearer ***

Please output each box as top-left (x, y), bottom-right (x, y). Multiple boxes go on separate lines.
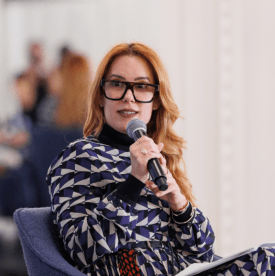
top-left (147, 159), bottom-right (168, 191)
top-left (132, 129), bottom-right (168, 191)
top-left (132, 129), bottom-right (146, 140)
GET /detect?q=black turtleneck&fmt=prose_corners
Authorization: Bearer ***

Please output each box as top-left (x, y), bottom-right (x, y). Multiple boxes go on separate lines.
top-left (97, 124), bottom-right (145, 205)
top-left (98, 123), bottom-right (134, 151)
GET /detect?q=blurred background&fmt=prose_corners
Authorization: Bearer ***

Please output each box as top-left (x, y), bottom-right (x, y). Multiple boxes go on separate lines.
top-left (1, 0), bottom-right (275, 274)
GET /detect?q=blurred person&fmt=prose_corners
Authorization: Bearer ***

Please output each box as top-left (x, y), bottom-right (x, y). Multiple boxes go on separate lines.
top-left (0, 112), bottom-right (30, 176)
top-left (0, 111), bottom-right (37, 217)
top-left (59, 45), bottom-right (71, 64)
top-left (28, 41), bottom-right (48, 76)
top-left (37, 45), bottom-right (72, 126)
top-left (26, 52), bottom-right (93, 207)
top-left (0, 109), bottom-right (30, 276)
top-left (16, 42), bottom-right (49, 126)
top-left (0, 59), bottom-right (43, 217)
top-left (14, 73), bottom-right (36, 125)
top-left (1, 48), bottom-right (92, 214)
top-left (0, 42), bottom-right (51, 216)
top-left (54, 52), bottom-right (91, 128)
top-left (46, 42), bottom-right (275, 276)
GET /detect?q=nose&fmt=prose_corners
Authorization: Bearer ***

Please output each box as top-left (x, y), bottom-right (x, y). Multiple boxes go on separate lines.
top-left (122, 88), bottom-right (135, 102)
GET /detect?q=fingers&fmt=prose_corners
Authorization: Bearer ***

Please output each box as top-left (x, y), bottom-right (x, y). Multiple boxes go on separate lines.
top-left (145, 168), bottom-right (185, 207)
top-left (136, 136), bottom-right (159, 151)
top-left (130, 137), bottom-right (169, 184)
top-left (130, 137), bottom-right (163, 183)
top-left (134, 138), bottom-right (168, 177)
top-left (131, 136), bottom-right (162, 158)
top-left (145, 180), bottom-right (159, 195)
top-left (146, 176), bottom-right (178, 198)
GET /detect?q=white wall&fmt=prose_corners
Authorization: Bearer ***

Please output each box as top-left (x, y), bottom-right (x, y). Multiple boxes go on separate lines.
top-left (1, 0), bottom-right (275, 257)
top-left (244, 0), bottom-right (275, 251)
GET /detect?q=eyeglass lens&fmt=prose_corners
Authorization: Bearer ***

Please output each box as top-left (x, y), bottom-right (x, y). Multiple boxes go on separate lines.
top-left (104, 81), bottom-right (155, 102)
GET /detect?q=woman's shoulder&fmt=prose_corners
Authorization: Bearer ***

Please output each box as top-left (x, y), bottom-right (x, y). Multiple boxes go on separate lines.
top-left (69, 135), bottom-right (124, 154)
top-left (46, 135), bottom-right (99, 174)
top-left (47, 135), bottom-right (130, 176)
top-left (68, 135), bottom-right (100, 150)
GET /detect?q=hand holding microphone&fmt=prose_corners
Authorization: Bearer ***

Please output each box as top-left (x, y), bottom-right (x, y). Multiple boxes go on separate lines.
top-left (126, 119), bottom-right (168, 191)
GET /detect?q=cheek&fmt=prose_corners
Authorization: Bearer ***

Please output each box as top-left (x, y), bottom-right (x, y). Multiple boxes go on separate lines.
top-left (103, 101), bottom-right (117, 121)
top-left (141, 104), bottom-right (154, 123)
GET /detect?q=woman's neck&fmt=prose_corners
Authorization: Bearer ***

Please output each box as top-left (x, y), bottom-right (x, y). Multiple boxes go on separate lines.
top-left (97, 123), bottom-right (134, 151)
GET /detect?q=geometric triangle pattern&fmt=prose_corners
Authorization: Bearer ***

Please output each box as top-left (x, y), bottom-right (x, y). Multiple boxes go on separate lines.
top-left (205, 245), bottom-right (275, 276)
top-left (47, 136), bottom-right (217, 276)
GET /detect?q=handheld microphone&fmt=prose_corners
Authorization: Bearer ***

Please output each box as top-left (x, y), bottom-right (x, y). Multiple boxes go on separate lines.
top-left (126, 119), bottom-right (168, 191)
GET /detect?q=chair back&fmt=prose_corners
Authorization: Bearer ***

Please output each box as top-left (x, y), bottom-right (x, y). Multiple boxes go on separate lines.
top-left (14, 207), bottom-right (221, 275)
top-left (14, 207), bottom-right (85, 276)
top-left (28, 126), bottom-right (83, 207)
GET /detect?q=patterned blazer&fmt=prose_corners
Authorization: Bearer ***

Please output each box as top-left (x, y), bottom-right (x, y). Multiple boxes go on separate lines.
top-left (47, 127), bottom-right (215, 276)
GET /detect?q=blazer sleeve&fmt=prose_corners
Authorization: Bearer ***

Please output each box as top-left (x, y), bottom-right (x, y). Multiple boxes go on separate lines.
top-left (47, 141), bottom-right (145, 269)
top-left (47, 139), bottom-right (215, 269)
top-left (171, 207), bottom-right (215, 263)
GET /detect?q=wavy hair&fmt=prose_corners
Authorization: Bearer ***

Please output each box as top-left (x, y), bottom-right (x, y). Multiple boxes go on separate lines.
top-left (55, 53), bottom-right (91, 128)
top-left (83, 42), bottom-right (196, 206)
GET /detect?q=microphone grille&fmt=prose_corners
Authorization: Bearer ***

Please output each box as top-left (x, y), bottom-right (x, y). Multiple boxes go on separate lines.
top-left (126, 119), bottom-right (147, 138)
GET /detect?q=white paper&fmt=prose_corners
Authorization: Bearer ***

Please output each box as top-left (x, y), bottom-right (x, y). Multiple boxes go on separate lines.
top-left (177, 242), bottom-right (275, 276)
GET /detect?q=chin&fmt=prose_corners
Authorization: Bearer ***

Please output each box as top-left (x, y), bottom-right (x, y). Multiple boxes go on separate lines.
top-left (114, 125), bottom-right (127, 134)
top-left (119, 127), bottom-right (127, 134)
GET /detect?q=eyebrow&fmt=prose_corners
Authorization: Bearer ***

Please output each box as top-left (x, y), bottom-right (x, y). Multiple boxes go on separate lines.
top-left (109, 74), bottom-right (125, 80)
top-left (135, 77), bottom-right (151, 82)
top-left (108, 74), bottom-right (151, 82)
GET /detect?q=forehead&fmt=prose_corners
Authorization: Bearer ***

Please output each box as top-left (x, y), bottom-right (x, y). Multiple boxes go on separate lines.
top-left (106, 55), bottom-right (154, 80)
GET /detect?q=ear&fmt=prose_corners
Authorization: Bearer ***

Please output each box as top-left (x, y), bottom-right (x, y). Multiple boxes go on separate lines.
top-left (152, 98), bottom-right (160, 110)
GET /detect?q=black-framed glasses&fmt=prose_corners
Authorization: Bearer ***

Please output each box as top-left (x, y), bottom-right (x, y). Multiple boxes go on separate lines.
top-left (100, 79), bottom-right (159, 103)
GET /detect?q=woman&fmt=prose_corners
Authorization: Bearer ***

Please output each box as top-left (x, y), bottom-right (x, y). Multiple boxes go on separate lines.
top-left (15, 42), bottom-right (49, 126)
top-left (40, 52), bottom-right (91, 127)
top-left (47, 43), bottom-right (274, 276)
top-left (29, 53), bottom-right (92, 207)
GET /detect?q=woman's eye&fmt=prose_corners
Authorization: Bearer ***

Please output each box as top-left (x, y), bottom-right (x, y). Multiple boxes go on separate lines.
top-left (110, 81), bottom-right (122, 87)
top-left (136, 84), bottom-right (147, 89)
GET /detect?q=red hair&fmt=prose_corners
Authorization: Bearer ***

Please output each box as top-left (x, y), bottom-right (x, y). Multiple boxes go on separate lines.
top-left (84, 43), bottom-right (196, 206)
top-left (55, 53), bottom-right (92, 128)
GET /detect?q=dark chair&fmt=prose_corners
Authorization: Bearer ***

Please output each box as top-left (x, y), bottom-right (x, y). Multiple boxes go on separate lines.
top-left (0, 126), bottom-right (82, 216)
top-left (27, 126), bottom-right (83, 207)
top-left (14, 207), bottom-right (221, 275)
top-left (13, 207), bottom-right (85, 276)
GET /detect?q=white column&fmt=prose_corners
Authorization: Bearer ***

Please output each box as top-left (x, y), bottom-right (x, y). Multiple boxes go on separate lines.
top-left (180, 0), bottom-right (221, 253)
top-left (218, 0), bottom-right (235, 256)
top-left (218, 0), bottom-right (250, 256)
top-left (244, 0), bottom-right (275, 248)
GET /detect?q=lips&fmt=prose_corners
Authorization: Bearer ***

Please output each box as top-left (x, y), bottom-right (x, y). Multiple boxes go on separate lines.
top-left (118, 109), bottom-right (138, 114)
top-left (117, 109), bottom-right (138, 119)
